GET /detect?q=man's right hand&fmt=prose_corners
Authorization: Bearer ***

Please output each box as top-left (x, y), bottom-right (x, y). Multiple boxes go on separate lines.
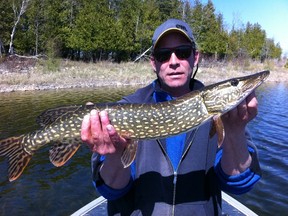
top-left (81, 110), bottom-right (128, 155)
top-left (81, 109), bottom-right (132, 188)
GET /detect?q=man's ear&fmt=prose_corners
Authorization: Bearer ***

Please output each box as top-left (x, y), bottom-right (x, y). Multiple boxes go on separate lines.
top-left (150, 56), bottom-right (157, 73)
top-left (194, 50), bottom-right (200, 66)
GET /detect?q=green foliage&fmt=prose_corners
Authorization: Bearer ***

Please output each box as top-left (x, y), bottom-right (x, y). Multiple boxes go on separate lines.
top-left (156, 0), bottom-right (182, 21)
top-left (0, 1), bottom-right (14, 46)
top-left (197, 0), bottom-right (218, 54)
top-left (137, 0), bottom-right (161, 50)
top-left (0, 0), bottom-right (283, 61)
top-left (284, 59), bottom-right (288, 69)
top-left (243, 22), bottom-right (266, 59)
top-left (44, 39), bottom-right (61, 71)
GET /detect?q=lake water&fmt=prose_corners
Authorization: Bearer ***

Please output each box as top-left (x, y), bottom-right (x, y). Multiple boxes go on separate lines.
top-left (0, 83), bottom-right (287, 216)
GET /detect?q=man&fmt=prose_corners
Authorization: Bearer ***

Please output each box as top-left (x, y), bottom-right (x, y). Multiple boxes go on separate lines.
top-left (81, 19), bottom-right (261, 215)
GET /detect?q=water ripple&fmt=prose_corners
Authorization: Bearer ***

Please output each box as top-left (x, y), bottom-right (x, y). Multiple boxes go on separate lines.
top-left (0, 83), bottom-right (288, 215)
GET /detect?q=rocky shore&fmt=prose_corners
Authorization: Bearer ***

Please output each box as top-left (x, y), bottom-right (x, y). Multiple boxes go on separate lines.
top-left (0, 55), bottom-right (287, 93)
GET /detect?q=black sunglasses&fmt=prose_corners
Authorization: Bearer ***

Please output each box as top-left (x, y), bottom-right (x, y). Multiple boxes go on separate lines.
top-left (153, 45), bottom-right (194, 62)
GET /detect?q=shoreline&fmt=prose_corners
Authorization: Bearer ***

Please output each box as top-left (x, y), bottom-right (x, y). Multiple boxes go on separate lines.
top-left (1, 59), bottom-right (287, 93)
top-left (0, 82), bottom-right (148, 93)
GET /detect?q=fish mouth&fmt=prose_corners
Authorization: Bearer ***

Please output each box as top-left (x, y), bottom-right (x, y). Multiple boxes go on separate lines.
top-left (227, 70), bottom-right (270, 111)
top-left (201, 70), bottom-right (270, 114)
top-left (240, 70), bottom-right (270, 93)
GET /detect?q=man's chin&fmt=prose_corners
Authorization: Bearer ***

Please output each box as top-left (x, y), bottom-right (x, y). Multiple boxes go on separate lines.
top-left (167, 80), bottom-right (186, 88)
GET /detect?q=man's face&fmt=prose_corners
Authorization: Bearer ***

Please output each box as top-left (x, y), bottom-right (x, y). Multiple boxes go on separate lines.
top-left (151, 32), bottom-right (199, 97)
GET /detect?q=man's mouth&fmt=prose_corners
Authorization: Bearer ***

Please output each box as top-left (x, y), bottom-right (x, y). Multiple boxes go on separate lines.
top-left (167, 72), bottom-right (184, 78)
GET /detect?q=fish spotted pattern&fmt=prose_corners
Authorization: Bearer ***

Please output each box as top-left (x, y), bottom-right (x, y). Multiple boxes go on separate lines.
top-left (0, 70), bottom-right (269, 181)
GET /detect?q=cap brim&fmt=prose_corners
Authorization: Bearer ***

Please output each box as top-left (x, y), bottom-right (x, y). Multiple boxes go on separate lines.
top-left (153, 28), bottom-right (193, 49)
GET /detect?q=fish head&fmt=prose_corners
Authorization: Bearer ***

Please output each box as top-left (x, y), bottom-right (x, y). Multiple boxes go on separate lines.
top-left (202, 70), bottom-right (270, 114)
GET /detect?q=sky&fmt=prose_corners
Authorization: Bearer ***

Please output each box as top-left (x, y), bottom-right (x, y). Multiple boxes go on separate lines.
top-left (205, 0), bottom-right (288, 57)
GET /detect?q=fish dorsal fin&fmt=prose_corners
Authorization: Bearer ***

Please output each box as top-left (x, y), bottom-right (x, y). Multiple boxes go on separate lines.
top-left (49, 140), bottom-right (81, 167)
top-left (36, 105), bottom-right (82, 127)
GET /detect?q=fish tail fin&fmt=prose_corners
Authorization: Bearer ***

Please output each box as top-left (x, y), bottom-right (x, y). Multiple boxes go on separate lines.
top-left (0, 135), bottom-right (33, 182)
top-left (121, 140), bottom-right (138, 168)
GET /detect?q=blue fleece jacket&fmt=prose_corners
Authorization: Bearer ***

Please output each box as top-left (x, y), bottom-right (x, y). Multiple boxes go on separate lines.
top-left (94, 87), bottom-right (261, 200)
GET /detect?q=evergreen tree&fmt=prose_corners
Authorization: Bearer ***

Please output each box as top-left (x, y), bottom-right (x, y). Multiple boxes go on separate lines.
top-left (189, 0), bottom-right (203, 48)
top-left (137, 0), bottom-right (161, 52)
top-left (215, 13), bottom-right (229, 59)
top-left (190, 0), bottom-right (223, 58)
top-left (113, 0), bottom-right (142, 61)
top-left (156, 0), bottom-right (182, 21)
top-left (67, 0), bottom-right (115, 60)
top-left (262, 39), bottom-right (282, 60)
top-left (0, 1), bottom-right (14, 55)
top-left (23, 0), bottom-right (47, 55)
top-left (0, 0), bottom-right (282, 61)
top-left (243, 22), bottom-right (266, 59)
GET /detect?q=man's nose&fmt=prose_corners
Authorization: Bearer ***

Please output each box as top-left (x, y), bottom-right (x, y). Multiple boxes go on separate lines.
top-left (169, 52), bottom-right (179, 65)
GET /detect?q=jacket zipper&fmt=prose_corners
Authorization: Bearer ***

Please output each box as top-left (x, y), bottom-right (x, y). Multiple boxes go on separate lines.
top-left (157, 132), bottom-right (198, 216)
top-left (172, 170), bottom-right (177, 216)
top-left (156, 127), bottom-right (199, 216)
top-left (172, 140), bottom-right (193, 216)
top-left (157, 139), bottom-right (176, 215)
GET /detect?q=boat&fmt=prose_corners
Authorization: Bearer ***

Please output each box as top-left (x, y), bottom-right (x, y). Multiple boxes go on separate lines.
top-left (71, 192), bottom-right (258, 216)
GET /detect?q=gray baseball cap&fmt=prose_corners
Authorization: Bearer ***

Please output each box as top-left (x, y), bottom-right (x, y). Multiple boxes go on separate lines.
top-left (152, 19), bottom-right (196, 49)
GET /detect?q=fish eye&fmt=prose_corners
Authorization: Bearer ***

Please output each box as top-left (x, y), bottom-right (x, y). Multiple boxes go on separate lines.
top-left (230, 79), bottom-right (239, 86)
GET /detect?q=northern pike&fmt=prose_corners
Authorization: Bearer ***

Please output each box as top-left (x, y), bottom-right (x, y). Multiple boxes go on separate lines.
top-left (0, 70), bottom-right (269, 181)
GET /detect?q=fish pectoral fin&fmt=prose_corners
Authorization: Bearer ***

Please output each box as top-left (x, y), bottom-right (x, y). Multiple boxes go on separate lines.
top-left (0, 135), bottom-right (33, 182)
top-left (215, 115), bottom-right (225, 147)
top-left (209, 118), bottom-right (217, 138)
top-left (210, 115), bottom-right (225, 147)
top-left (121, 139), bottom-right (138, 168)
top-left (49, 140), bottom-right (81, 167)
